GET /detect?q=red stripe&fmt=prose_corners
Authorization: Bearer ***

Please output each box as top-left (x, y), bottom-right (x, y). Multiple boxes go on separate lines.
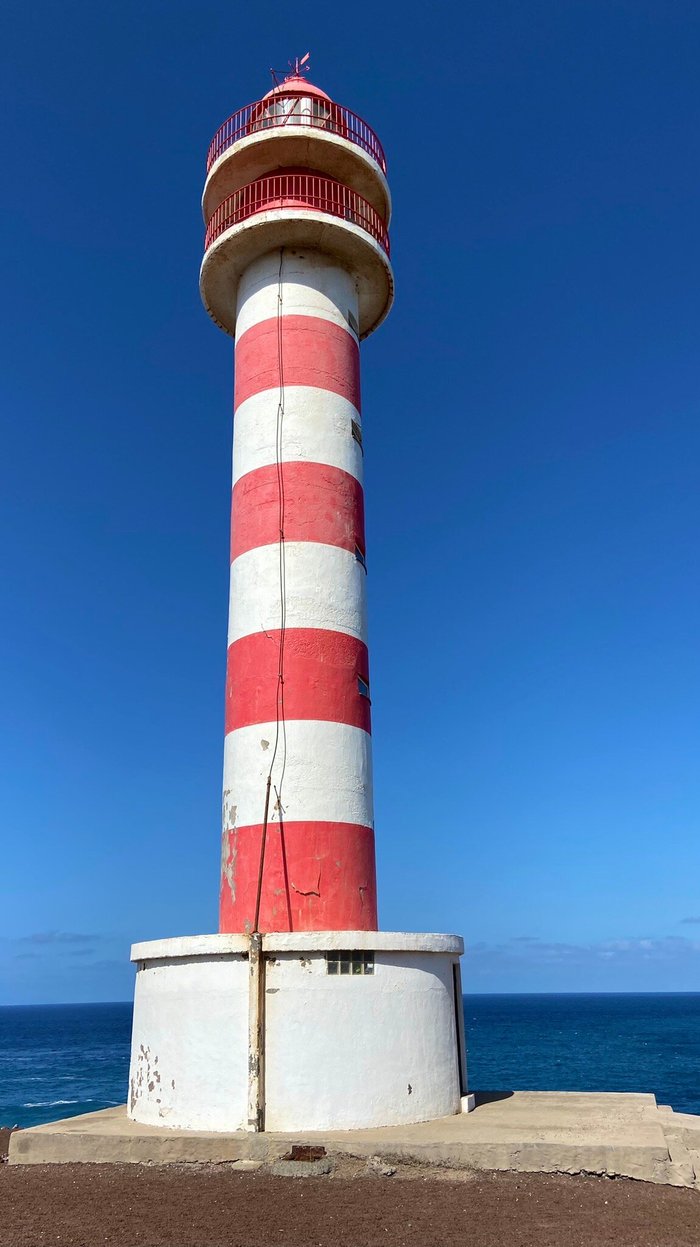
top-left (234, 315), bottom-right (360, 410)
top-left (231, 462), bottom-right (365, 561)
top-left (219, 821), bottom-right (378, 933)
top-left (225, 629), bottom-right (370, 733)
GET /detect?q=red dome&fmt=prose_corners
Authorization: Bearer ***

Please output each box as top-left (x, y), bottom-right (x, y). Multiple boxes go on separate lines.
top-left (262, 75), bottom-right (331, 103)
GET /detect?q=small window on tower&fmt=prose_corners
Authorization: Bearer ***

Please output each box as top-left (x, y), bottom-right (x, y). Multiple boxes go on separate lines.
top-left (355, 544), bottom-right (367, 571)
top-left (351, 419), bottom-right (363, 452)
top-left (347, 310), bottom-right (360, 338)
top-left (326, 950), bottom-right (374, 975)
top-left (357, 676), bottom-right (370, 699)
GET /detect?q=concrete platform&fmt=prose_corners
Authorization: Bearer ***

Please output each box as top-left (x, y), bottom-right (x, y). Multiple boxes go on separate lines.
top-left (9, 1092), bottom-right (700, 1189)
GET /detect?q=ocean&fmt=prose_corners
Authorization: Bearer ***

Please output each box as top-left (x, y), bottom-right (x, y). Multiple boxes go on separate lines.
top-left (1, 994), bottom-right (699, 1129)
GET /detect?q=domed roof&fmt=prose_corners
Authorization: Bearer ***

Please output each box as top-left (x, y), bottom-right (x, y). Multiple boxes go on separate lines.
top-left (262, 75), bottom-right (331, 103)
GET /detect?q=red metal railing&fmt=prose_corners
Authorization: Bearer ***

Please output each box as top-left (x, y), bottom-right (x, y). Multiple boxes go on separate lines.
top-left (204, 174), bottom-right (390, 256)
top-left (206, 96), bottom-right (387, 175)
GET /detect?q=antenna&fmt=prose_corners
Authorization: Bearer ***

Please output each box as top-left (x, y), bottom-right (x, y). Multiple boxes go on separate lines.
top-left (270, 52), bottom-right (312, 88)
top-left (290, 52), bottom-right (311, 77)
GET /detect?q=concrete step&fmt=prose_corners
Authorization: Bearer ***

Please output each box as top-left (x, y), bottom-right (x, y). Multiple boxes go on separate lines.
top-left (10, 1092), bottom-right (700, 1188)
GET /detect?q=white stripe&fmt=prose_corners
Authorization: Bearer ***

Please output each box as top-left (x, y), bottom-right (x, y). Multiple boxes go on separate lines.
top-left (233, 386), bottom-right (363, 486)
top-left (235, 251), bottom-right (359, 342)
top-left (223, 719), bottom-right (373, 829)
top-left (228, 542), bottom-right (367, 645)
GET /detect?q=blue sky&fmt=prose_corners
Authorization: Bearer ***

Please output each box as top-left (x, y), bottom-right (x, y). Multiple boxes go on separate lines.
top-left (2, 0), bottom-right (700, 1003)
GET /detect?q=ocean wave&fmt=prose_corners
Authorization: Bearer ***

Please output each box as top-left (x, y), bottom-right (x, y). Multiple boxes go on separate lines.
top-left (21, 1099), bottom-right (86, 1108)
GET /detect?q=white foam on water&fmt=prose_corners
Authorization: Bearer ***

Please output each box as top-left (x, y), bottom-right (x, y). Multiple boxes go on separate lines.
top-left (22, 1098), bottom-right (84, 1107)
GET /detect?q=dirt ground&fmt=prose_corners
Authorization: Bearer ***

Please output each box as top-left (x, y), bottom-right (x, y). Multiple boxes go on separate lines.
top-left (1, 1152), bottom-right (700, 1247)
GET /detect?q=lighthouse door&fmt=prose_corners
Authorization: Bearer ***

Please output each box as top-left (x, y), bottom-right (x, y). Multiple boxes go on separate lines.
top-left (452, 962), bottom-right (468, 1096)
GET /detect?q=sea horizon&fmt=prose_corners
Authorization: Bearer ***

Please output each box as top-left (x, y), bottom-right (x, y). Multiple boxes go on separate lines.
top-left (4, 989), bottom-right (700, 1009)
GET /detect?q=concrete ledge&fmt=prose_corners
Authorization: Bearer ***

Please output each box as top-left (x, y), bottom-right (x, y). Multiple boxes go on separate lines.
top-left (10, 1093), bottom-right (700, 1188)
top-left (202, 125), bottom-right (392, 223)
top-left (131, 934), bottom-right (248, 961)
top-left (265, 931), bottom-right (464, 955)
top-left (131, 931), bottom-right (464, 962)
top-left (199, 211), bottom-right (394, 340)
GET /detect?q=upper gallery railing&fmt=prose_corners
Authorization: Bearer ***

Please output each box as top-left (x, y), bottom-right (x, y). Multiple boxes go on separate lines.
top-left (206, 95), bottom-right (387, 175)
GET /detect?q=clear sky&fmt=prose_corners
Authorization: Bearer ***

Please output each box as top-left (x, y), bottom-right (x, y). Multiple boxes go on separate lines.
top-left (2, 0), bottom-right (700, 1004)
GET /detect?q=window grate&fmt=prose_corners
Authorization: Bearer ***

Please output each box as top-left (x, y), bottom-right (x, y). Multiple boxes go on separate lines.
top-left (326, 950), bottom-right (374, 975)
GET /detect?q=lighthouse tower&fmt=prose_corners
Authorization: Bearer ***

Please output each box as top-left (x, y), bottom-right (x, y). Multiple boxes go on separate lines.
top-left (127, 64), bottom-right (469, 1134)
top-left (204, 70), bottom-right (390, 936)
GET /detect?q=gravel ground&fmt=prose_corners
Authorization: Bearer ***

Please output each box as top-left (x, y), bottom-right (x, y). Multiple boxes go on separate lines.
top-left (1, 1154), bottom-right (700, 1247)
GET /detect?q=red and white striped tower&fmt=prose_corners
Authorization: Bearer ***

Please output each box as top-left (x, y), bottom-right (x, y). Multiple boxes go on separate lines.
top-left (127, 65), bottom-right (468, 1136)
top-left (200, 68), bottom-right (393, 935)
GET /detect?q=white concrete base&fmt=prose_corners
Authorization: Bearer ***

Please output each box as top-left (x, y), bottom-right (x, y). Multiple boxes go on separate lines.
top-left (128, 931), bottom-right (466, 1133)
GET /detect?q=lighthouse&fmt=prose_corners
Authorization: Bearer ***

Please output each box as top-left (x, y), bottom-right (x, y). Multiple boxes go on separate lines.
top-left (128, 63), bottom-right (469, 1134)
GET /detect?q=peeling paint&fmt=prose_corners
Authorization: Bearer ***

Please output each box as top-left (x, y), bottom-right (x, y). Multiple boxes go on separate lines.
top-left (222, 788), bottom-right (238, 831)
top-left (290, 865), bottom-right (321, 899)
top-left (130, 1043), bottom-right (166, 1114)
top-left (221, 828), bottom-right (238, 904)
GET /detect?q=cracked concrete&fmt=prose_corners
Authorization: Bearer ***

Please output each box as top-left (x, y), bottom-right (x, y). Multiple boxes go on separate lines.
top-left (9, 1092), bottom-right (700, 1188)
